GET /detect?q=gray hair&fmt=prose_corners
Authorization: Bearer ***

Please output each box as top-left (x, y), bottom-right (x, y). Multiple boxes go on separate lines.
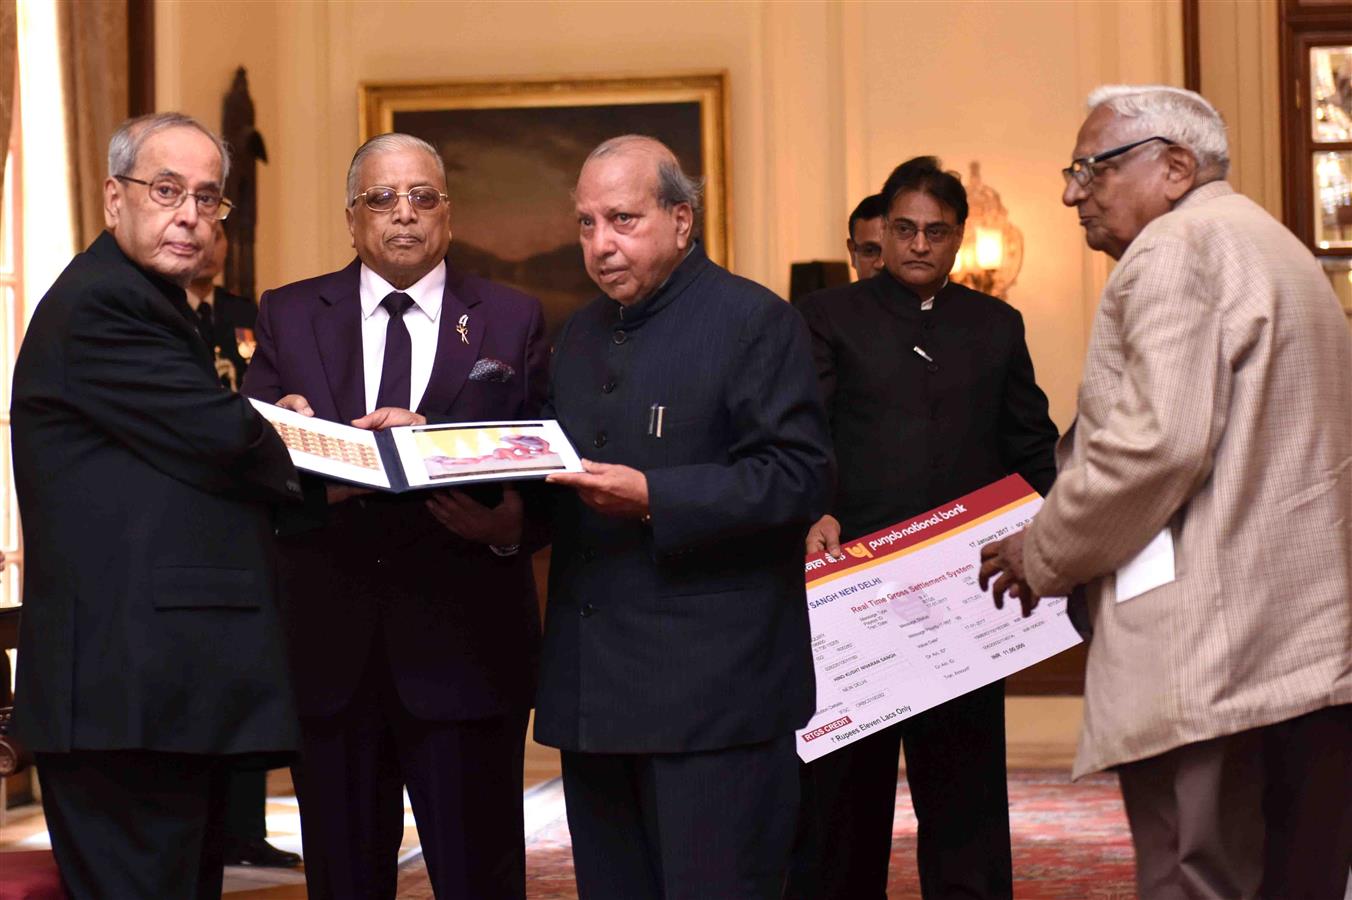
top-left (346, 133), bottom-right (447, 204)
top-left (586, 134), bottom-right (704, 215)
top-left (107, 112), bottom-right (231, 182)
top-left (1087, 85), bottom-right (1230, 179)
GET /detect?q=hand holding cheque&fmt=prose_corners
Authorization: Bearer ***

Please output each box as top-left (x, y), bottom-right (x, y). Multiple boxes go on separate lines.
top-left (978, 529), bottom-right (1040, 618)
top-left (796, 476), bottom-right (1081, 762)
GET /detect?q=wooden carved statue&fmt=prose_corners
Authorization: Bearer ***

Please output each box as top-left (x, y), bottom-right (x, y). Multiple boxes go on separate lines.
top-left (221, 67), bottom-right (267, 301)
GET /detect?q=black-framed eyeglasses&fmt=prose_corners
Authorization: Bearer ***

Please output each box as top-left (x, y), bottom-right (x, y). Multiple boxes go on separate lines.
top-left (115, 175), bottom-right (233, 221)
top-left (1062, 136), bottom-right (1176, 188)
top-left (889, 220), bottom-right (958, 243)
top-left (349, 186), bottom-right (449, 213)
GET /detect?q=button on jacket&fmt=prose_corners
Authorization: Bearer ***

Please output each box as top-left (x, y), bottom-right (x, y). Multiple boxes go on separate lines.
top-left (798, 273), bottom-right (1057, 541)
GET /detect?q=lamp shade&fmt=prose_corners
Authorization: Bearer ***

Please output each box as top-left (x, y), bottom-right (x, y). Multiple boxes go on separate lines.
top-left (951, 161), bottom-right (1023, 300)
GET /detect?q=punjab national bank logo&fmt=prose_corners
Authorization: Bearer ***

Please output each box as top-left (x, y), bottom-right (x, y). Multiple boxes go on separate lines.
top-left (802, 715), bottom-right (853, 742)
top-left (844, 543), bottom-right (873, 560)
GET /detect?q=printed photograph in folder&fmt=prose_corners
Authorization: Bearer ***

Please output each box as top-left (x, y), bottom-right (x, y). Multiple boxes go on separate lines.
top-left (796, 475), bottom-right (1082, 763)
top-left (249, 398), bottom-right (583, 492)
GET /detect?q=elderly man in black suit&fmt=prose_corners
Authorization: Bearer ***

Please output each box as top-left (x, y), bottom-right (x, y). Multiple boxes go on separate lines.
top-left (788, 156), bottom-right (1058, 900)
top-left (10, 112), bottom-right (302, 899)
top-left (539, 135), bottom-right (834, 900)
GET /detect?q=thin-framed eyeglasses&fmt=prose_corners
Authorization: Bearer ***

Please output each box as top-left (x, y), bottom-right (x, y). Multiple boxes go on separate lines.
top-left (115, 175), bottom-right (234, 221)
top-left (349, 186), bottom-right (449, 213)
top-left (1061, 135), bottom-right (1176, 188)
top-left (889, 220), bottom-right (957, 243)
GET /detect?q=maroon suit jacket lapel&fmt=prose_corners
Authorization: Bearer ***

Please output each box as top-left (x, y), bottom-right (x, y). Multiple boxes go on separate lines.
top-left (313, 259), bottom-right (366, 423)
top-left (417, 262), bottom-right (484, 415)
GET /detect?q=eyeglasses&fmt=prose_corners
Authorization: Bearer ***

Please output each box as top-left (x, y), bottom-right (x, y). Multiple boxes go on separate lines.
top-left (349, 186), bottom-right (449, 213)
top-left (889, 221), bottom-right (957, 243)
top-left (1061, 136), bottom-right (1176, 188)
top-left (115, 175), bottom-right (233, 221)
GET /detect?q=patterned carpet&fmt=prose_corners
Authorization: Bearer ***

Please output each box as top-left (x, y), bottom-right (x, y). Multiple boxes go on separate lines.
top-left (395, 769), bottom-right (1137, 899)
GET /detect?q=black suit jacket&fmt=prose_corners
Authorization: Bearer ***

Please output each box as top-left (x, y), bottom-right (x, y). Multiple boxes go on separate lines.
top-left (10, 232), bottom-right (303, 754)
top-left (534, 245), bottom-right (835, 754)
top-left (242, 258), bottom-right (549, 721)
top-left (797, 273), bottom-right (1057, 540)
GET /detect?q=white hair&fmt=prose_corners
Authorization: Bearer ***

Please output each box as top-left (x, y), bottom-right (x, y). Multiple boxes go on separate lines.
top-left (107, 112), bottom-right (230, 182)
top-left (1087, 85), bottom-right (1230, 179)
top-left (586, 134), bottom-right (704, 215)
top-left (345, 133), bottom-right (446, 204)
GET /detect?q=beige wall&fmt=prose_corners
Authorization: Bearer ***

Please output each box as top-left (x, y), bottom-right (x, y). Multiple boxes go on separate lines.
top-left (156, 0), bottom-right (1186, 431)
top-left (1197, 0), bottom-right (1282, 217)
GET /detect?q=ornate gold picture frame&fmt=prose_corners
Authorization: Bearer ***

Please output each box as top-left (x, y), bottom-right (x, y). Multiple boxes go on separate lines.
top-left (359, 73), bottom-right (730, 338)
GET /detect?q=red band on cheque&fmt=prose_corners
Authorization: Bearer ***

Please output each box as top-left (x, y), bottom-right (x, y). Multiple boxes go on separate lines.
top-left (804, 474), bottom-right (1037, 589)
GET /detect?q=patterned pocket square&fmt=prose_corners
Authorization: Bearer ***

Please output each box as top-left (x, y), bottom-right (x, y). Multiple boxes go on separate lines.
top-left (469, 358), bottom-right (516, 383)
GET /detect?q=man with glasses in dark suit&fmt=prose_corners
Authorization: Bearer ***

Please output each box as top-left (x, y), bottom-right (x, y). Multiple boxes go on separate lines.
top-left (243, 133), bottom-right (548, 900)
top-left (846, 193), bottom-right (887, 282)
top-left (10, 112), bottom-right (302, 900)
top-left (789, 156), bottom-right (1058, 900)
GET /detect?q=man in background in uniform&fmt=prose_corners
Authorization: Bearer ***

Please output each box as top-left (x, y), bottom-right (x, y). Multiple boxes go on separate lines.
top-left (538, 135), bottom-right (834, 900)
top-left (186, 223), bottom-right (301, 870)
top-left (980, 85), bottom-right (1352, 900)
top-left (10, 111), bottom-right (302, 899)
top-left (243, 133), bottom-right (548, 899)
top-left (186, 224), bottom-right (260, 393)
top-left (790, 156), bottom-right (1058, 900)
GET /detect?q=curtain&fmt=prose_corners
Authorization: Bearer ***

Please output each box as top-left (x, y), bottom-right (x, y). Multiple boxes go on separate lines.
top-left (57, 0), bottom-right (128, 249)
top-left (0, 0), bottom-right (16, 223)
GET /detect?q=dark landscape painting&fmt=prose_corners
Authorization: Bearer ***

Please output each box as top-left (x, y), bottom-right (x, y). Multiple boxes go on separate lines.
top-left (393, 102), bottom-right (707, 341)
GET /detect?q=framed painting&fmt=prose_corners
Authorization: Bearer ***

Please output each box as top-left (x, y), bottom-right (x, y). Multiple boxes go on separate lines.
top-left (359, 72), bottom-right (730, 339)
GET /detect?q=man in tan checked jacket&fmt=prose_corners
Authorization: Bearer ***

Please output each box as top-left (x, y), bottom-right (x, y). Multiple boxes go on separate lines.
top-left (980, 85), bottom-right (1352, 899)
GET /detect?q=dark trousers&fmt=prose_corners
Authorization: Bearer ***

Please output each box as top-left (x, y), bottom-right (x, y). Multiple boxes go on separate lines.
top-left (787, 680), bottom-right (1013, 900)
top-left (223, 767), bottom-right (267, 841)
top-left (1117, 702), bottom-right (1352, 900)
top-left (35, 749), bottom-right (231, 900)
top-left (292, 638), bottom-right (528, 900)
top-left (561, 734), bottom-right (800, 900)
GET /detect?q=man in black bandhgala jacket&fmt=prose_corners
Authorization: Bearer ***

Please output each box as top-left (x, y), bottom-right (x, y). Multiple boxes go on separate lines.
top-left (538, 135), bottom-right (834, 900)
top-left (788, 157), bottom-right (1058, 900)
top-left (10, 112), bottom-right (301, 900)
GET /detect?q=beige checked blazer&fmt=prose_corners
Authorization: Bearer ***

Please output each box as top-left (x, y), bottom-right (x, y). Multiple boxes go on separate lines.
top-left (1024, 181), bottom-right (1352, 777)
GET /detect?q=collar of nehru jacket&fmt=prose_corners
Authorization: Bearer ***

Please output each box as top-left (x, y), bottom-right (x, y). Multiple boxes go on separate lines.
top-left (90, 229), bottom-right (194, 316)
top-left (610, 241), bottom-right (706, 331)
top-left (875, 268), bottom-right (954, 309)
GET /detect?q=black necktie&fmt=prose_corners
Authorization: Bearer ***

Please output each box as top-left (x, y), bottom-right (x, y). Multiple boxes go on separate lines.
top-left (375, 291), bottom-right (415, 410)
top-left (195, 300), bottom-right (216, 351)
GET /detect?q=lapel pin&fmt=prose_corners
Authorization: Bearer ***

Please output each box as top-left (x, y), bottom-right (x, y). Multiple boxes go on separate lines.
top-left (456, 314), bottom-right (470, 345)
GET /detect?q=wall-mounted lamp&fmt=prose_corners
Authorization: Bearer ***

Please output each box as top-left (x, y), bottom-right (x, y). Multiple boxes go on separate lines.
top-left (951, 162), bottom-right (1023, 300)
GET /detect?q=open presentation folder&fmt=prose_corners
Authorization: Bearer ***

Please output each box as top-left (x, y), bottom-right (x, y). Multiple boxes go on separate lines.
top-left (249, 398), bottom-right (585, 492)
top-left (796, 475), bottom-right (1083, 763)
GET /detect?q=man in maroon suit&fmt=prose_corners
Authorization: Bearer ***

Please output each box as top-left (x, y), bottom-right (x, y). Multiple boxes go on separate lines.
top-left (242, 133), bottom-right (548, 899)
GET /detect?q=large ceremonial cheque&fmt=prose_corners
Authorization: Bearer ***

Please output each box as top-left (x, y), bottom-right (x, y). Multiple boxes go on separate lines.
top-left (797, 475), bottom-right (1082, 763)
top-left (250, 398), bottom-right (583, 492)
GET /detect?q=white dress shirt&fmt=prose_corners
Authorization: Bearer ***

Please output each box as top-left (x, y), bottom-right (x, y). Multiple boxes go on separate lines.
top-left (359, 261), bottom-right (445, 414)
